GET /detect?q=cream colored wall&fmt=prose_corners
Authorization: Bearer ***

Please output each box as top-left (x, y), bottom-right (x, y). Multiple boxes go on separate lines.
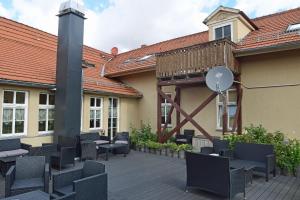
top-left (240, 49), bottom-right (300, 139)
top-left (0, 85), bottom-right (54, 146)
top-left (0, 84), bottom-right (138, 145)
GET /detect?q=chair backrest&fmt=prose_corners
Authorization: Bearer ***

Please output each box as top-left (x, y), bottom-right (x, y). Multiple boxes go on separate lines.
top-left (234, 142), bottom-right (274, 162)
top-left (115, 132), bottom-right (129, 141)
top-left (15, 156), bottom-right (45, 180)
top-left (185, 151), bottom-right (230, 197)
top-left (83, 160), bottom-right (105, 178)
top-left (80, 132), bottom-right (100, 141)
top-left (213, 139), bottom-right (229, 154)
top-left (0, 138), bottom-right (21, 151)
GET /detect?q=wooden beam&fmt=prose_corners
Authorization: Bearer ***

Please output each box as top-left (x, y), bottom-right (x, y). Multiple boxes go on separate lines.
top-left (222, 94), bottom-right (228, 135)
top-left (175, 87), bottom-right (181, 135)
top-left (158, 89), bottom-right (216, 142)
top-left (157, 85), bottom-right (162, 142)
top-left (158, 76), bottom-right (205, 86)
top-left (162, 92), bottom-right (178, 133)
top-left (232, 89), bottom-right (243, 133)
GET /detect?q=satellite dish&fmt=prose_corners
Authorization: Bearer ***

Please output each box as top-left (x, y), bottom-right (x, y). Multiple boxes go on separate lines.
top-left (205, 66), bottom-right (234, 93)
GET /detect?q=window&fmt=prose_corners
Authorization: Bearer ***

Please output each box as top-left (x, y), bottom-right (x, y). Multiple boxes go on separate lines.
top-left (1, 90), bottom-right (28, 136)
top-left (38, 93), bottom-right (55, 133)
top-left (161, 94), bottom-right (172, 127)
top-left (216, 89), bottom-right (237, 130)
top-left (214, 24), bottom-right (232, 40)
top-left (286, 23), bottom-right (300, 32)
top-left (108, 97), bottom-right (119, 139)
top-left (90, 97), bottom-right (102, 129)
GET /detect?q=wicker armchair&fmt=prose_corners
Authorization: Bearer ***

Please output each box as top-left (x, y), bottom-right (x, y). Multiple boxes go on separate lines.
top-left (5, 156), bottom-right (49, 197)
top-left (200, 139), bottom-right (229, 156)
top-left (113, 132), bottom-right (130, 154)
top-left (175, 129), bottom-right (194, 145)
top-left (80, 141), bottom-right (97, 161)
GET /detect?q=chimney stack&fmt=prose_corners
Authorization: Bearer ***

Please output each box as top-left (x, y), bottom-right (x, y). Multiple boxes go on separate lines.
top-left (54, 0), bottom-right (85, 145)
top-left (111, 47), bottom-right (118, 56)
top-left (141, 44), bottom-right (147, 48)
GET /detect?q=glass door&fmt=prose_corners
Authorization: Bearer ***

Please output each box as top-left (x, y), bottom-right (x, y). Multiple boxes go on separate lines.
top-left (108, 97), bottom-right (119, 140)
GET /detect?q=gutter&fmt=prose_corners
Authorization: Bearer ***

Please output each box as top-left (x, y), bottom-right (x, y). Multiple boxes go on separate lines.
top-left (234, 40), bottom-right (300, 57)
top-left (105, 65), bottom-right (156, 78)
top-left (0, 79), bottom-right (142, 98)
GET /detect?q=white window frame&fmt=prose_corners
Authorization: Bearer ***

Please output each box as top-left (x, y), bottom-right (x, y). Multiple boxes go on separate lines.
top-left (108, 97), bottom-right (120, 140)
top-left (1, 90), bottom-right (28, 137)
top-left (38, 93), bottom-right (55, 134)
top-left (216, 89), bottom-right (237, 130)
top-left (89, 97), bottom-right (103, 130)
top-left (161, 94), bottom-right (172, 128)
top-left (213, 22), bottom-right (233, 41)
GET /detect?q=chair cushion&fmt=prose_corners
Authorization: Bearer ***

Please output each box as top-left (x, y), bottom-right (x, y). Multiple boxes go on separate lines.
top-left (115, 140), bottom-right (128, 145)
top-left (55, 185), bottom-right (73, 195)
top-left (94, 140), bottom-right (109, 145)
top-left (0, 149), bottom-right (28, 158)
top-left (176, 139), bottom-right (187, 142)
top-left (11, 178), bottom-right (44, 190)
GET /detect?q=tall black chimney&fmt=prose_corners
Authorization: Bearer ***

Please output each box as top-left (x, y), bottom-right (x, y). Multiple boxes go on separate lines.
top-left (54, 0), bottom-right (85, 145)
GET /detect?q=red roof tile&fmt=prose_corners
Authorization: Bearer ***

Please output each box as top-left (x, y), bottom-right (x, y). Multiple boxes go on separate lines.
top-left (0, 17), bottom-right (142, 98)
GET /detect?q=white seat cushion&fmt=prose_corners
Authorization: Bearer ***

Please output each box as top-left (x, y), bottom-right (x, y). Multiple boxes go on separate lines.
top-left (94, 140), bottom-right (109, 145)
top-left (115, 140), bottom-right (128, 145)
top-left (0, 149), bottom-right (28, 158)
top-left (176, 139), bottom-right (187, 142)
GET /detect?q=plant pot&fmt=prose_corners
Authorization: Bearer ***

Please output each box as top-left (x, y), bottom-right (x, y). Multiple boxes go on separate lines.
top-left (158, 149), bottom-right (162, 155)
top-left (178, 150), bottom-right (185, 159)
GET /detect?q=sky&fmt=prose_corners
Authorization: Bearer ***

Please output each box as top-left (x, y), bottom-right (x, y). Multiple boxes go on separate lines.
top-left (1, 0), bottom-right (300, 53)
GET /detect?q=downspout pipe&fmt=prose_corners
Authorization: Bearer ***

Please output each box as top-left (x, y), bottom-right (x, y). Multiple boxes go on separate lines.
top-left (101, 57), bottom-right (113, 77)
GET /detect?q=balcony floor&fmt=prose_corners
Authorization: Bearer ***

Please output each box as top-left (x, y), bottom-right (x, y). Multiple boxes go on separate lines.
top-left (1, 151), bottom-right (300, 200)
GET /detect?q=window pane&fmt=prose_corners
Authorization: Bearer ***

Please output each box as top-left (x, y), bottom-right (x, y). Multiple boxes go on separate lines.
top-left (228, 105), bottom-right (237, 117)
top-left (218, 105), bottom-right (223, 127)
top-left (15, 109), bottom-right (25, 121)
top-left (113, 109), bottom-right (117, 118)
top-left (48, 120), bottom-right (54, 131)
top-left (113, 99), bottom-right (118, 108)
top-left (39, 121), bottom-right (46, 132)
top-left (4, 91), bottom-right (14, 103)
top-left (15, 121), bottom-right (24, 133)
top-left (96, 98), bottom-right (101, 107)
top-left (49, 95), bottom-right (55, 105)
top-left (90, 98), bottom-right (95, 107)
top-left (90, 110), bottom-right (94, 119)
top-left (39, 109), bottom-right (47, 121)
top-left (215, 27), bottom-right (223, 40)
top-left (112, 118), bottom-right (117, 127)
top-left (89, 119), bottom-right (94, 128)
top-left (48, 109), bottom-right (55, 120)
top-left (39, 94), bottom-right (47, 105)
top-left (224, 25), bottom-right (231, 40)
top-left (16, 92), bottom-right (25, 104)
top-left (3, 108), bottom-right (13, 122)
top-left (96, 110), bottom-right (101, 119)
top-left (96, 119), bottom-right (100, 128)
top-left (2, 122), bottom-right (12, 134)
top-left (228, 91), bottom-right (237, 102)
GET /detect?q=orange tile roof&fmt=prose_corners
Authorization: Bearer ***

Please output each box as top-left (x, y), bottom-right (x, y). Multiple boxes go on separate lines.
top-left (0, 17), bottom-right (142, 98)
top-left (105, 7), bottom-right (300, 77)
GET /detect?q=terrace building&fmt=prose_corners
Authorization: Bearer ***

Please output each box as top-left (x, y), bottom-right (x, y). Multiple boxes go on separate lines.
top-left (0, 6), bottom-right (300, 146)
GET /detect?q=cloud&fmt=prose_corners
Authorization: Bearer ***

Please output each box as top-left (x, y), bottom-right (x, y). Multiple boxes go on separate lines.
top-left (234, 0), bottom-right (300, 17)
top-left (0, 2), bottom-right (13, 18)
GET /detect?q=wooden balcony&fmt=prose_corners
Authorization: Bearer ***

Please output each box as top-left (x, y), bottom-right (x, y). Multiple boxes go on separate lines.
top-left (156, 39), bottom-right (238, 79)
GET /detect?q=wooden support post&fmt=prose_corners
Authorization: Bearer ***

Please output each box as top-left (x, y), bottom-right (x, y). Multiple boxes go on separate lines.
top-left (232, 88), bottom-right (243, 133)
top-left (175, 87), bottom-right (181, 135)
top-left (158, 88), bottom-right (216, 142)
top-left (157, 84), bottom-right (162, 142)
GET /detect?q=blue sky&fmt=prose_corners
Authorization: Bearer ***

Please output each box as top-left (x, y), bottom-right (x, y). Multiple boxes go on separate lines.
top-left (0, 0), bottom-right (300, 52)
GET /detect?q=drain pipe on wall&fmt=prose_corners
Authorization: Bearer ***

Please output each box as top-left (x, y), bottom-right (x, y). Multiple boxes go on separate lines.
top-left (101, 57), bottom-right (113, 77)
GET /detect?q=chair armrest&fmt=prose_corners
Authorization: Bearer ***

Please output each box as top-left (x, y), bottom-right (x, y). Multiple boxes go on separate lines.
top-left (44, 163), bottom-right (50, 193)
top-left (21, 143), bottom-right (32, 151)
top-left (53, 168), bottom-right (82, 190)
top-left (230, 168), bottom-right (245, 198)
top-left (73, 173), bottom-right (107, 200)
top-left (222, 149), bottom-right (234, 158)
top-left (5, 166), bottom-right (15, 197)
top-left (200, 147), bottom-right (214, 154)
top-left (266, 154), bottom-right (276, 171)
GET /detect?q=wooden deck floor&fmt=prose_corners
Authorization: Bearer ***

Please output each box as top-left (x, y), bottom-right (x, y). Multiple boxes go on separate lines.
top-left (1, 151), bottom-right (300, 200)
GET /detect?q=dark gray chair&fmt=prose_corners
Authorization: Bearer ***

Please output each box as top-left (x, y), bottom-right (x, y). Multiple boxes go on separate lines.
top-left (175, 129), bottom-right (194, 145)
top-left (80, 141), bottom-right (97, 161)
top-left (53, 160), bottom-right (107, 200)
top-left (0, 138), bottom-right (31, 159)
top-left (5, 156), bottom-right (49, 197)
top-left (185, 151), bottom-right (245, 200)
top-left (113, 132), bottom-right (130, 154)
top-left (225, 142), bottom-right (276, 181)
top-left (200, 139), bottom-right (229, 156)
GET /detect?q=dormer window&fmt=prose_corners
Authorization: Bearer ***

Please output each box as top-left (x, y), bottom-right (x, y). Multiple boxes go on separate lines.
top-left (286, 23), bottom-right (300, 32)
top-left (214, 23), bottom-right (232, 40)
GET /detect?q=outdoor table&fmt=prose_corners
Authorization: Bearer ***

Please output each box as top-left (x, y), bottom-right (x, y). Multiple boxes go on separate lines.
top-left (230, 160), bottom-right (255, 184)
top-left (1, 190), bottom-right (50, 200)
top-left (98, 144), bottom-right (127, 161)
top-left (0, 157), bottom-right (16, 177)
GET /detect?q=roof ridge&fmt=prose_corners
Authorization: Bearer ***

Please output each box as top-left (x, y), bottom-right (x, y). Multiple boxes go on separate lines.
top-left (0, 16), bottom-right (111, 56)
top-left (115, 30), bottom-right (208, 57)
top-left (252, 6), bottom-right (300, 21)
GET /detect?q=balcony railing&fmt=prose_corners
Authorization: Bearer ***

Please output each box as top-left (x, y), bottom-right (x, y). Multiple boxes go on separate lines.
top-left (156, 39), bottom-right (238, 78)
